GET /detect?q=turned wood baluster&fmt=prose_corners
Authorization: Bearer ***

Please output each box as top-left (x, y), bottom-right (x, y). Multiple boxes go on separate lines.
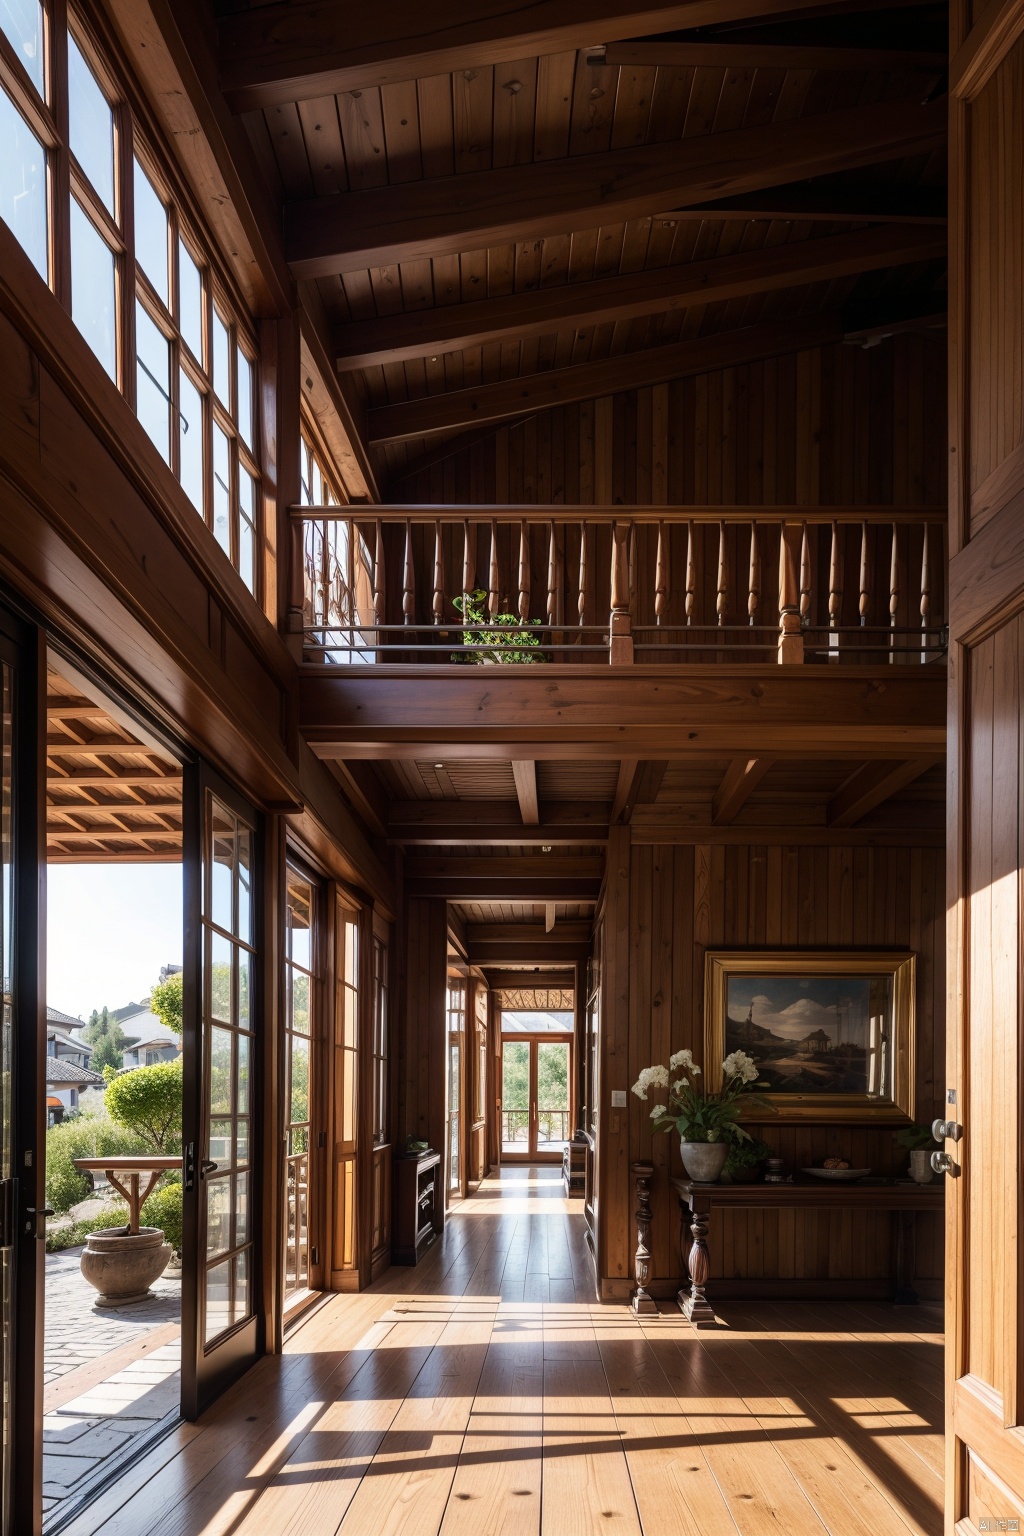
top-left (747, 522), bottom-right (760, 626)
top-left (578, 521), bottom-right (589, 629)
top-left (655, 522), bottom-right (669, 626)
top-left (799, 522), bottom-right (811, 626)
top-left (828, 520), bottom-right (843, 628)
top-left (859, 520), bottom-right (871, 627)
top-left (488, 520), bottom-right (500, 619)
top-left (684, 522), bottom-right (696, 626)
top-left (518, 520), bottom-right (531, 622)
top-left (609, 521), bottom-right (634, 664)
top-left (889, 521), bottom-right (901, 660)
top-left (920, 522), bottom-right (932, 663)
top-left (677, 1196), bottom-right (716, 1325)
top-left (628, 523), bottom-right (638, 621)
top-left (716, 520), bottom-right (728, 626)
top-left (373, 518), bottom-right (385, 635)
top-left (432, 521), bottom-right (445, 624)
top-left (631, 1162), bottom-right (658, 1316)
top-left (402, 520), bottom-right (416, 627)
top-left (462, 518), bottom-right (475, 602)
top-left (547, 521), bottom-right (560, 640)
top-left (778, 523), bottom-right (804, 663)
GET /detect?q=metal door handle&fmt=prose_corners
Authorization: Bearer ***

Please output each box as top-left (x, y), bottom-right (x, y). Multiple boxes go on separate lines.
top-left (932, 1118), bottom-right (963, 1143)
top-left (200, 1160), bottom-right (218, 1176)
top-left (25, 1206), bottom-right (53, 1238)
top-left (930, 1150), bottom-right (960, 1177)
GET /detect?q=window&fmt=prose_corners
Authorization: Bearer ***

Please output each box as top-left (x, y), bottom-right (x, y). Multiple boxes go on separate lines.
top-left (0, 13), bottom-right (264, 603)
top-left (371, 936), bottom-right (388, 1146)
top-left (285, 867), bottom-right (319, 1298)
top-left (446, 978), bottom-right (466, 1198)
top-left (300, 429), bottom-right (375, 665)
top-left (333, 903), bottom-right (359, 1274)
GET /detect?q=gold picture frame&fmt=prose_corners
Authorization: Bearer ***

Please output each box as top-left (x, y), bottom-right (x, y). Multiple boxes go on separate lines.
top-left (703, 950), bottom-right (916, 1123)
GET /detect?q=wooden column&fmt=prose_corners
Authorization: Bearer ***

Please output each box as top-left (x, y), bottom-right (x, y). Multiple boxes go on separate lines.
top-left (609, 521), bottom-right (634, 664)
top-left (777, 521), bottom-right (804, 663)
top-left (630, 1161), bottom-right (658, 1315)
top-left (398, 898), bottom-right (449, 1227)
top-left (597, 826), bottom-right (631, 1293)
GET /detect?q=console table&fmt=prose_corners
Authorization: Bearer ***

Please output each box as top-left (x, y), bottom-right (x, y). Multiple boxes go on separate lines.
top-left (668, 1176), bottom-right (944, 1324)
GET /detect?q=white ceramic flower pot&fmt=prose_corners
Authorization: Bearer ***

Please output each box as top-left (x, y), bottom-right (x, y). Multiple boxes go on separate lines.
top-left (909, 1148), bottom-right (934, 1185)
top-left (679, 1140), bottom-right (728, 1184)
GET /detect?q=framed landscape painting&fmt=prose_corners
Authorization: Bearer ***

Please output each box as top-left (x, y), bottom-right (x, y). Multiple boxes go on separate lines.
top-left (704, 951), bottom-right (916, 1123)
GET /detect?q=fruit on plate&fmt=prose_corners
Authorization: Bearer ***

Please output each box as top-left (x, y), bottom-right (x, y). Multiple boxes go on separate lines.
top-left (823, 1157), bottom-right (850, 1170)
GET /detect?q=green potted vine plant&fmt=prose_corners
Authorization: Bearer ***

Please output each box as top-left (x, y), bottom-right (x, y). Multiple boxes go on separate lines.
top-left (451, 590), bottom-right (544, 664)
top-left (894, 1123), bottom-right (935, 1184)
top-left (723, 1136), bottom-right (772, 1184)
top-left (632, 1048), bottom-right (773, 1184)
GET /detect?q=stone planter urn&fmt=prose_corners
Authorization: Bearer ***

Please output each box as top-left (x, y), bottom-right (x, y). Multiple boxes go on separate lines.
top-left (80, 1226), bottom-right (171, 1307)
top-left (909, 1148), bottom-right (935, 1185)
top-left (680, 1139), bottom-right (729, 1184)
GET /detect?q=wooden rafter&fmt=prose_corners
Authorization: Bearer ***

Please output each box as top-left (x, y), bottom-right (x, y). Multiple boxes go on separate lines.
top-left (388, 800), bottom-right (610, 844)
top-left (284, 97), bottom-right (946, 276)
top-left (219, 0), bottom-right (920, 109)
top-left (367, 312), bottom-right (843, 443)
top-left (656, 183), bottom-right (947, 225)
top-left (827, 758), bottom-right (943, 828)
top-left (511, 760), bottom-right (540, 825)
top-left (335, 225), bottom-right (945, 370)
top-left (596, 39), bottom-right (947, 71)
top-left (712, 757), bottom-right (774, 825)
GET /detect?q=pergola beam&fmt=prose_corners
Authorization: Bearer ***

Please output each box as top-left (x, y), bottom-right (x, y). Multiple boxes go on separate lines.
top-left (284, 97), bottom-right (946, 277)
top-left (335, 225), bottom-right (944, 370)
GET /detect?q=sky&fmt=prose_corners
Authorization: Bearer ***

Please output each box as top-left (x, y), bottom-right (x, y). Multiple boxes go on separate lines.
top-left (47, 864), bottom-right (183, 1021)
top-left (727, 975), bottom-right (888, 1046)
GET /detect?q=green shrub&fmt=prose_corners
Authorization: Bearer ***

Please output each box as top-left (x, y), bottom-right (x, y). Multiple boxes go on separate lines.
top-left (104, 1059), bottom-right (182, 1152)
top-left (142, 1182), bottom-right (182, 1256)
top-left (45, 1117), bottom-right (152, 1214)
top-left (45, 1205), bottom-right (130, 1252)
top-left (150, 973), bottom-right (183, 1036)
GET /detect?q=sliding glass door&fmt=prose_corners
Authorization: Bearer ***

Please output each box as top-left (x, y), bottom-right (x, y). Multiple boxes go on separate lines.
top-left (181, 766), bottom-right (261, 1419)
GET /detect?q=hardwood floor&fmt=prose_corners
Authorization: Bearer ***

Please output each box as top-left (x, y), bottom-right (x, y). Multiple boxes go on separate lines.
top-left (64, 1166), bottom-right (944, 1536)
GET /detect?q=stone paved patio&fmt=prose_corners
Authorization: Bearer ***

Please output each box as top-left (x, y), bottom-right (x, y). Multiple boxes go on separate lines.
top-left (43, 1248), bottom-right (181, 1523)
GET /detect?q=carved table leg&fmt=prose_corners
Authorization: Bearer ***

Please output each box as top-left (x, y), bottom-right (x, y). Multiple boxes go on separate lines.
top-left (630, 1161), bottom-right (658, 1316)
top-left (893, 1209), bottom-right (919, 1305)
top-left (676, 1195), bottom-right (716, 1325)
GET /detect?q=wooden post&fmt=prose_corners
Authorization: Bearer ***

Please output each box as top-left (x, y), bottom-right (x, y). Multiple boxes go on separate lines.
top-left (631, 1161), bottom-right (659, 1316)
top-left (488, 519), bottom-right (500, 618)
top-left (432, 520), bottom-right (445, 624)
top-left (676, 1190), bottom-right (716, 1325)
top-left (518, 520), bottom-right (531, 622)
top-left (609, 520), bottom-right (633, 664)
top-left (919, 520), bottom-right (931, 663)
top-left (655, 522), bottom-right (669, 625)
top-left (777, 522), bottom-right (804, 663)
top-left (747, 521), bottom-right (760, 625)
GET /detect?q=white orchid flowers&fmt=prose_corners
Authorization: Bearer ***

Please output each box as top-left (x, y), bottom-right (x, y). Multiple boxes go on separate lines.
top-left (631, 1064), bottom-right (670, 1100)
top-left (722, 1050), bottom-right (759, 1084)
top-left (629, 1045), bottom-right (771, 1144)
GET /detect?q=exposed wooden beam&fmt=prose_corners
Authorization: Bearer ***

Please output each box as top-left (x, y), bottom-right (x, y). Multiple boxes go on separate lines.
top-left (335, 225), bottom-right (944, 369)
top-left (712, 757), bottom-right (774, 825)
top-left (469, 923), bottom-right (591, 945)
top-left (284, 97), bottom-right (946, 277)
top-left (388, 799), bottom-right (610, 844)
top-left (368, 312), bottom-right (842, 444)
top-left (301, 667), bottom-right (946, 758)
top-left (219, 0), bottom-right (904, 110)
top-left (629, 818), bottom-right (943, 847)
top-left (468, 940), bottom-right (592, 963)
top-left (545, 903), bottom-right (556, 935)
top-left (656, 183), bottom-right (946, 225)
top-left (610, 759), bottom-right (669, 824)
top-left (327, 760), bottom-right (389, 839)
top-left (610, 760), bottom-right (639, 824)
top-left (483, 967), bottom-right (580, 989)
top-left (332, 504), bottom-right (947, 526)
top-left (298, 313), bottom-right (378, 503)
top-left (827, 757), bottom-right (942, 828)
top-left (598, 39), bottom-right (948, 71)
top-left (951, 0), bottom-right (1024, 100)
top-left (512, 760), bottom-right (540, 825)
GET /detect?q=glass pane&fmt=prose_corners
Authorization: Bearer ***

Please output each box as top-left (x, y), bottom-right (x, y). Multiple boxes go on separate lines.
top-left (501, 1040), bottom-right (530, 1151)
top-left (204, 1257), bottom-right (230, 1342)
top-left (233, 1248), bottom-right (250, 1327)
top-left (238, 950), bottom-right (251, 1031)
top-left (208, 1025), bottom-right (232, 1114)
top-left (1, 0), bottom-right (44, 96)
top-left (134, 158), bottom-right (169, 307)
top-left (290, 1034), bottom-right (309, 1126)
top-left (343, 984), bottom-right (356, 1050)
top-left (236, 1170), bottom-right (249, 1247)
top-left (70, 201), bottom-right (115, 379)
top-left (213, 309), bottom-right (230, 404)
top-left (236, 1116), bottom-right (249, 1165)
top-left (500, 1010), bottom-right (574, 1034)
top-left (0, 89), bottom-right (47, 279)
top-left (238, 468), bottom-right (256, 595)
top-left (135, 303), bottom-right (171, 462)
top-left (208, 1116), bottom-right (232, 1166)
top-left (537, 1041), bottom-right (570, 1151)
top-left (178, 238), bottom-right (203, 361)
top-left (344, 920), bottom-right (357, 980)
top-left (213, 424), bottom-right (231, 557)
top-left (210, 931), bottom-right (233, 1023)
top-left (178, 369), bottom-right (204, 511)
top-left (210, 800), bottom-right (234, 931)
top-left (67, 32), bottom-right (114, 214)
top-left (237, 1032), bottom-right (249, 1114)
top-left (236, 826), bottom-right (251, 942)
top-left (342, 1049), bottom-right (355, 1142)
top-left (286, 874), bottom-right (312, 970)
top-left (236, 346), bottom-right (253, 448)
top-left (205, 1175), bottom-right (230, 1258)
top-left (290, 971), bottom-right (310, 1035)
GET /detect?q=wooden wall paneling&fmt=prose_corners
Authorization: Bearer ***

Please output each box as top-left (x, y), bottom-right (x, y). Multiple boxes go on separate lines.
top-left (598, 826), bottom-right (631, 1290)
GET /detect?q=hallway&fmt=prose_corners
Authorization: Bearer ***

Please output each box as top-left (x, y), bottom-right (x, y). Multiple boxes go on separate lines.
top-left (64, 1167), bottom-right (943, 1536)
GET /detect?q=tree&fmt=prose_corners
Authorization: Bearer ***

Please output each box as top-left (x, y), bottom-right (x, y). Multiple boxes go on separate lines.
top-left (104, 1059), bottom-right (183, 1152)
top-left (84, 1006), bottom-right (127, 1075)
top-left (150, 973), bottom-right (183, 1035)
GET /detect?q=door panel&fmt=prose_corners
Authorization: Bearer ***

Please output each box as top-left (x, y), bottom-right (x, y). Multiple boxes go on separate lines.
top-left (501, 1037), bottom-right (572, 1162)
top-left (947, 7), bottom-right (1024, 1524)
top-left (182, 766), bottom-right (261, 1419)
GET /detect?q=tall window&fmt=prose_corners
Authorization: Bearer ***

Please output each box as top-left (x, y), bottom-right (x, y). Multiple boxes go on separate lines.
top-left (284, 866), bottom-right (318, 1299)
top-left (300, 428), bottom-right (374, 665)
top-left (332, 902), bottom-right (359, 1274)
top-left (0, 12), bottom-right (263, 601)
top-left (446, 978), bottom-right (466, 1198)
top-left (371, 935), bottom-right (388, 1147)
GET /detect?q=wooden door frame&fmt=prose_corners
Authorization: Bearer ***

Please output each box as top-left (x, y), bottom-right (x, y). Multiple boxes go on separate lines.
top-left (498, 1032), bottom-right (574, 1164)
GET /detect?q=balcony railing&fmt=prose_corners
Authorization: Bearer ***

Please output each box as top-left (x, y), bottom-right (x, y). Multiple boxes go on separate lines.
top-left (501, 1109), bottom-right (571, 1147)
top-left (289, 505), bottom-right (947, 667)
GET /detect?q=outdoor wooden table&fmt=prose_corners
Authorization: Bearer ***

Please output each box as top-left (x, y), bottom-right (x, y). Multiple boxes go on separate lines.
top-left (669, 1175), bottom-right (944, 1324)
top-left (73, 1156), bottom-right (182, 1234)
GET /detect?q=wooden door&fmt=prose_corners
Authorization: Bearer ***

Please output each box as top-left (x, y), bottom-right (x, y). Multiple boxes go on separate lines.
top-left (946, 6), bottom-right (1024, 1525)
top-left (499, 1036), bottom-right (573, 1162)
top-left (181, 765), bottom-right (263, 1418)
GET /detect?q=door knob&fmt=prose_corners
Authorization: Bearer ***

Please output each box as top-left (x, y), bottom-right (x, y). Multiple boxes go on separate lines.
top-left (930, 1150), bottom-right (960, 1177)
top-left (932, 1118), bottom-right (963, 1143)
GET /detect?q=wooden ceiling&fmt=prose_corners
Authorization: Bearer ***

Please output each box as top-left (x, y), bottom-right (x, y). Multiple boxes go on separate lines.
top-left (224, 0), bottom-right (949, 489)
top-left (47, 666), bottom-right (182, 862)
